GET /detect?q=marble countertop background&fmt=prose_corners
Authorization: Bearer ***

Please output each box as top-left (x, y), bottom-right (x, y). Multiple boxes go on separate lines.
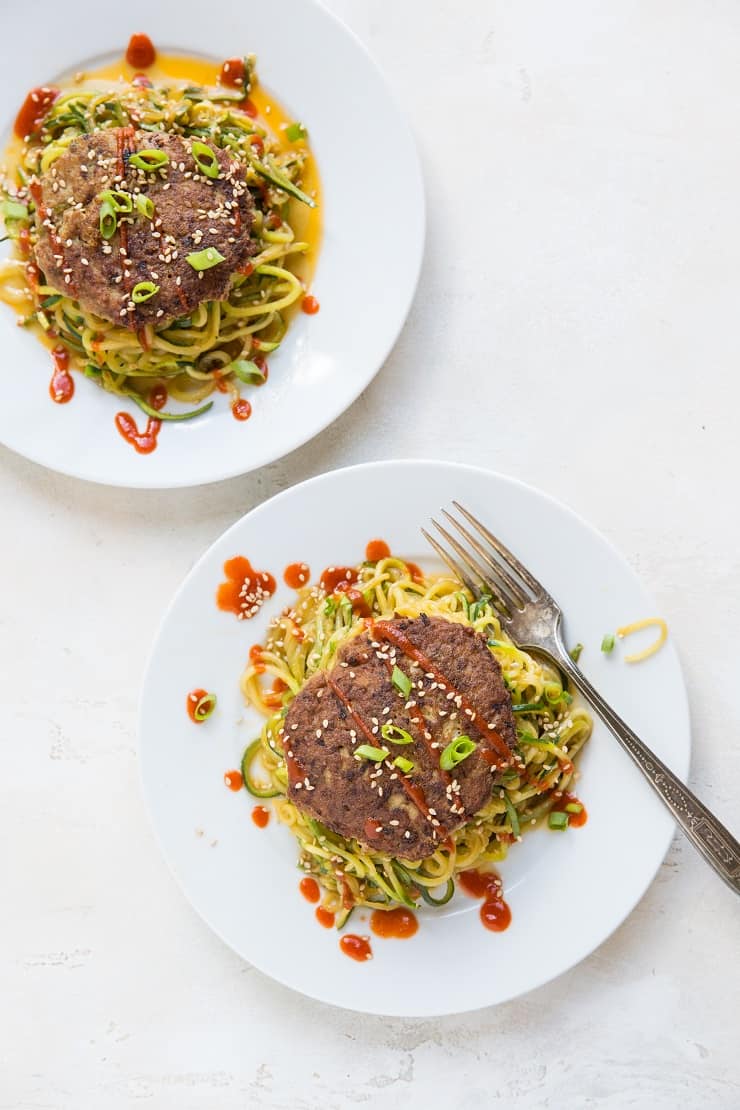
top-left (2, 1), bottom-right (739, 1106)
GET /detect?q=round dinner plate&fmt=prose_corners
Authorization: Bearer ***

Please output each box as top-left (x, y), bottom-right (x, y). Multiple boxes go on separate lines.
top-left (0, 1), bottom-right (424, 487)
top-left (139, 460), bottom-right (691, 1016)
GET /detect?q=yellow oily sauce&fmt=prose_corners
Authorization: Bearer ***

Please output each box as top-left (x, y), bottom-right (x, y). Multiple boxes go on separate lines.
top-left (0, 50), bottom-right (322, 320)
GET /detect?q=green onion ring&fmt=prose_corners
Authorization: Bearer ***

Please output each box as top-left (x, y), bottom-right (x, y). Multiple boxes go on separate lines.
top-left (128, 149), bottom-right (169, 171)
top-left (439, 734), bottom-right (477, 771)
top-left (131, 280), bottom-right (160, 304)
top-left (191, 140), bottom-right (220, 179)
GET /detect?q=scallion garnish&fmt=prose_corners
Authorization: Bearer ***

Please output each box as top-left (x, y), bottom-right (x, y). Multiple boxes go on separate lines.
top-left (99, 189), bottom-right (133, 213)
top-left (131, 280), bottom-right (160, 304)
top-left (129, 149), bottom-right (169, 171)
top-left (565, 801), bottom-right (583, 815)
top-left (231, 359), bottom-right (266, 385)
top-left (191, 140), bottom-right (220, 179)
top-left (194, 692), bottom-right (217, 722)
top-left (570, 643), bottom-right (584, 663)
top-left (601, 633), bottom-right (615, 654)
top-left (285, 121), bottom-right (307, 142)
top-left (548, 811), bottom-right (569, 830)
top-left (354, 744), bottom-right (388, 762)
top-left (186, 246), bottom-right (226, 272)
top-left (504, 795), bottom-right (521, 838)
top-left (439, 734), bottom-right (477, 771)
top-left (380, 723), bottom-right (414, 745)
top-left (135, 193), bottom-right (154, 219)
top-left (40, 294), bottom-right (62, 308)
top-left (391, 666), bottom-right (411, 698)
top-left (323, 597), bottom-right (337, 617)
top-left (393, 755), bottom-right (415, 773)
top-left (512, 701), bottom-right (544, 714)
top-left (99, 199), bottom-right (117, 239)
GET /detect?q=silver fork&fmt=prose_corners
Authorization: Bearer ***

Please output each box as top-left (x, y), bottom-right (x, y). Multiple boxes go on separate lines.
top-left (423, 501), bottom-right (740, 895)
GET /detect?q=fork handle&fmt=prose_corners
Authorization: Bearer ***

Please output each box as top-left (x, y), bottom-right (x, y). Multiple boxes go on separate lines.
top-left (558, 653), bottom-right (740, 895)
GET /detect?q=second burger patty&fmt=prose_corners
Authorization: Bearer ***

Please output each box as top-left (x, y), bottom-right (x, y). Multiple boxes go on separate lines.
top-left (282, 615), bottom-right (518, 860)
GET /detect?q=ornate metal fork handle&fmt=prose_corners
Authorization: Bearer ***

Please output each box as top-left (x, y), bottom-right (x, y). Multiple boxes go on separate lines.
top-left (555, 644), bottom-right (740, 894)
top-left (426, 504), bottom-right (740, 897)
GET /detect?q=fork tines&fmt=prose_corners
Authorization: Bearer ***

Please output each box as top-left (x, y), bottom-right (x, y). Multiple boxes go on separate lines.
top-left (424, 501), bottom-right (547, 617)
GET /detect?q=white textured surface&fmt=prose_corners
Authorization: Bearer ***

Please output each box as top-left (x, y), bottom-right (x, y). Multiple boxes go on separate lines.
top-left (2, 1), bottom-right (739, 1106)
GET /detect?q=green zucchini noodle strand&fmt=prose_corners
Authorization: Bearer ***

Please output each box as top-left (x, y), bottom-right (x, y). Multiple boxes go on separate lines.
top-left (0, 67), bottom-right (317, 419)
top-left (239, 556), bottom-right (593, 925)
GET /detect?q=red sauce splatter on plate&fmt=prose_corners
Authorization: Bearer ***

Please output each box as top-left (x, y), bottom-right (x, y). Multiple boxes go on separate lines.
top-left (459, 869), bottom-right (512, 932)
top-left (126, 33), bottom-right (156, 68)
top-left (49, 346), bottom-right (74, 404)
top-left (219, 57), bottom-right (248, 88)
top-left (224, 770), bottom-right (243, 792)
top-left (320, 566), bottom-right (359, 593)
top-left (370, 907), bottom-right (418, 939)
top-left (284, 562), bottom-right (310, 589)
top-left (115, 384), bottom-right (166, 454)
top-left (14, 86), bottom-right (59, 139)
top-left (299, 877), bottom-right (320, 903)
top-left (339, 935), bottom-right (372, 962)
top-left (315, 906), bottom-right (335, 929)
top-left (365, 539), bottom-right (390, 561)
top-left (301, 295), bottom-right (320, 315)
top-left (186, 688), bottom-right (209, 724)
top-left (217, 557), bottom-right (276, 620)
top-left (232, 398), bottom-right (252, 421)
top-left (251, 805), bottom-right (270, 828)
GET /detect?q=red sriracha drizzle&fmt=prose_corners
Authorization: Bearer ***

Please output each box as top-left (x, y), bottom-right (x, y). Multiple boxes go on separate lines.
top-left (126, 33), bottom-right (156, 69)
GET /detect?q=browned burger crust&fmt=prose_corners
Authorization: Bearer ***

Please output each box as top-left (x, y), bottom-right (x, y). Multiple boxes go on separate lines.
top-left (33, 128), bottom-right (254, 330)
top-left (282, 616), bottom-right (517, 860)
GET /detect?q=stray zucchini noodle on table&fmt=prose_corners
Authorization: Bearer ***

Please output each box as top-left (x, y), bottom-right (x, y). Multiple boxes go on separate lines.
top-left (0, 34), bottom-right (321, 451)
top-left (239, 547), bottom-right (593, 931)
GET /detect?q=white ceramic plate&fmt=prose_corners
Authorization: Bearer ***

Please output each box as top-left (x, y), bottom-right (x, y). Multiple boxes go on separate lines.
top-left (0, 1), bottom-right (424, 487)
top-left (139, 460), bottom-right (691, 1016)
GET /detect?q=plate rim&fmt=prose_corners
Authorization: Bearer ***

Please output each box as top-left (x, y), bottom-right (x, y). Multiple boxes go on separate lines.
top-left (138, 458), bottom-right (692, 1015)
top-left (0, 0), bottom-right (426, 488)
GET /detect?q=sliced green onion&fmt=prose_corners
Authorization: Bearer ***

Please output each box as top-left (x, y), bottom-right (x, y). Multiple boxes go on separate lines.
top-left (40, 294), bottom-right (62, 308)
top-left (36, 310), bottom-right (50, 331)
top-left (99, 189), bottom-right (133, 213)
top-left (565, 801), bottom-right (583, 815)
top-left (391, 666), bottom-right (411, 698)
top-left (440, 735), bottom-right (478, 770)
top-left (504, 795), bottom-right (521, 838)
top-left (129, 149), bottom-right (169, 171)
top-left (99, 199), bottom-right (117, 239)
top-left (417, 878), bottom-right (455, 906)
top-left (440, 734), bottom-right (477, 771)
top-left (135, 193), bottom-right (154, 219)
top-left (548, 810), bottom-right (569, 830)
top-left (193, 691), bottom-right (217, 722)
top-left (392, 756), bottom-right (415, 774)
top-left (601, 633), bottom-right (615, 654)
top-left (230, 359), bottom-right (266, 385)
top-left (354, 744), bottom-right (388, 762)
top-left (131, 280), bottom-right (159, 304)
top-left (380, 723), bottom-right (414, 746)
top-left (570, 642), bottom-right (584, 663)
top-left (285, 121), bottom-right (307, 142)
top-left (191, 140), bottom-right (220, 179)
top-left (2, 198), bottom-right (29, 222)
top-left (323, 597), bottom-right (337, 617)
top-left (186, 246), bottom-right (226, 272)
top-left (242, 738), bottom-right (280, 798)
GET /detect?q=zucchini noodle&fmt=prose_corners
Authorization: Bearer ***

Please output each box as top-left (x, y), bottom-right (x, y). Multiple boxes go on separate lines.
top-left (240, 556), bottom-right (592, 925)
top-left (0, 58), bottom-right (318, 418)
